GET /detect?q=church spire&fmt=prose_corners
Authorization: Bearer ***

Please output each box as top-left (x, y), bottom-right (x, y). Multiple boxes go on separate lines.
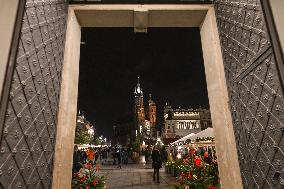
top-left (134, 76), bottom-right (143, 96)
top-left (148, 93), bottom-right (155, 105)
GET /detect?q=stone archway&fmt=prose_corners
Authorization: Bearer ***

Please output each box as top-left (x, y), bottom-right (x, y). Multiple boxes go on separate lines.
top-left (52, 4), bottom-right (242, 189)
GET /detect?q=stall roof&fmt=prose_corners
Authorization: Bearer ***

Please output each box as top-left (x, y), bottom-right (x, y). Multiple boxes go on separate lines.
top-left (188, 127), bottom-right (214, 141)
top-left (170, 127), bottom-right (214, 145)
top-left (171, 133), bottom-right (195, 145)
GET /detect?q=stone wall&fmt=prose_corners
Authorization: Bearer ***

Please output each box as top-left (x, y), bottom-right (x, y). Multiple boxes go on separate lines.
top-left (0, 0), bottom-right (68, 188)
top-left (215, 0), bottom-right (284, 188)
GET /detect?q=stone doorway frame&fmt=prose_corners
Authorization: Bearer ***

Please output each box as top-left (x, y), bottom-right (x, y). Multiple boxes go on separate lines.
top-left (52, 4), bottom-right (243, 189)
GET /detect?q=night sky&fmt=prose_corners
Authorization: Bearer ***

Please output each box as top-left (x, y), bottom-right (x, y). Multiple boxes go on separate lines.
top-left (78, 28), bottom-right (209, 137)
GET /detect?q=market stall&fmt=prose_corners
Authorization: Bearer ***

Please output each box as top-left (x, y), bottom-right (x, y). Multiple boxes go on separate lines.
top-left (165, 127), bottom-right (219, 188)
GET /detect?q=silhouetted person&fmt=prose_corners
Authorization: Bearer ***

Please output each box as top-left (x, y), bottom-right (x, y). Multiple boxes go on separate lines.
top-left (73, 145), bottom-right (82, 173)
top-left (123, 149), bottom-right (128, 164)
top-left (82, 149), bottom-right (87, 163)
top-left (117, 149), bottom-right (122, 169)
top-left (145, 147), bottom-right (150, 163)
top-left (151, 146), bottom-right (162, 183)
top-left (161, 147), bottom-right (168, 163)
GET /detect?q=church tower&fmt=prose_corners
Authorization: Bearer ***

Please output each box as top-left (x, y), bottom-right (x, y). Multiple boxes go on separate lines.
top-left (148, 94), bottom-right (157, 126)
top-left (148, 94), bottom-right (157, 137)
top-left (134, 77), bottom-right (145, 130)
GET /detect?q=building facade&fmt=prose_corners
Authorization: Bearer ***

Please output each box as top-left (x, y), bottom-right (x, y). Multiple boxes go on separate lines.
top-left (163, 103), bottom-right (212, 139)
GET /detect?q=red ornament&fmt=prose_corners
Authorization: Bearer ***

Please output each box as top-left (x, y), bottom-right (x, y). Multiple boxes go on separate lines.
top-left (73, 172), bottom-right (79, 177)
top-left (85, 163), bottom-right (92, 169)
top-left (80, 177), bottom-right (86, 182)
top-left (194, 158), bottom-right (202, 167)
top-left (204, 152), bottom-right (209, 158)
top-left (93, 179), bottom-right (98, 186)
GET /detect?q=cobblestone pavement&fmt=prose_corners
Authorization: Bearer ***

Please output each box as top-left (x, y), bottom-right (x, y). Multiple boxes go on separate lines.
top-left (98, 164), bottom-right (177, 189)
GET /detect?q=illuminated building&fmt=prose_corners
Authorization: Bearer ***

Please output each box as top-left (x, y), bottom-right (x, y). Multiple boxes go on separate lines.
top-left (163, 103), bottom-right (212, 139)
top-left (134, 77), bottom-right (157, 141)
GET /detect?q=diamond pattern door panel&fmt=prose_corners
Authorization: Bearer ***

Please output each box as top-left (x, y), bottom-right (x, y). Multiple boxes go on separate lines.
top-left (0, 0), bottom-right (68, 188)
top-left (215, 0), bottom-right (284, 188)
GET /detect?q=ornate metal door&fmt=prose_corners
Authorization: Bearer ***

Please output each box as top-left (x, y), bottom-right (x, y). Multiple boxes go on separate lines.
top-left (0, 0), bottom-right (68, 188)
top-left (215, 0), bottom-right (284, 188)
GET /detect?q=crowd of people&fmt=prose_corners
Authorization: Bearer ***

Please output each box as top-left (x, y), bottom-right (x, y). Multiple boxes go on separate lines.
top-left (72, 145), bottom-right (131, 172)
top-left (170, 145), bottom-right (216, 161)
top-left (72, 144), bottom-right (170, 183)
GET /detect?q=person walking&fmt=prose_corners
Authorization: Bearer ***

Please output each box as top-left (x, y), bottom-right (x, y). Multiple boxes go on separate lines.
top-left (112, 149), bottom-right (117, 165)
top-left (117, 149), bottom-right (122, 169)
top-left (151, 146), bottom-right (162, 183)
top-left (86, 147), bottom-right (94, 163)
top-left (123, 148), bottom-right (128, 164)
top-left (145, 147), bottom-right (150, 163)
top-left (72, 145), bottom-right (82, 173)
top-left (161, 146), bottom-right (168, 164)
top-left (82, 149), bottom-right (87, 163)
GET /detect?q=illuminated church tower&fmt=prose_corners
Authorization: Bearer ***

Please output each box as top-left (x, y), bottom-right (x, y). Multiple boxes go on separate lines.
top-left (148, 94), bottom-right (157, 137)
top-left (134, 77), bottom-right (145, 131)
top-left (134, 77), bottom-right (158, 141)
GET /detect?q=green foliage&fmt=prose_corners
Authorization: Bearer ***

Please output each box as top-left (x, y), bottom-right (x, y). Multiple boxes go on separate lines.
top-left (94, 137), bottom-right (102, 145)
top-left (94, 137), bottom-right (107, 145)
top-left (75, 131), bottom-right (91, 145)
top-left (132, 137), bottom-right (141, 152)
top-left (169, 157), bottom-right (219, 189)
top-left (166, 159), bottom-right (187, 172)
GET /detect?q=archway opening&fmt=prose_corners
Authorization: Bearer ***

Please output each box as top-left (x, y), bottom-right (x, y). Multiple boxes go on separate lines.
top-left (75, 27), bottom-right (214, 188)
top-left (52, 5), bottom-right (242, 189)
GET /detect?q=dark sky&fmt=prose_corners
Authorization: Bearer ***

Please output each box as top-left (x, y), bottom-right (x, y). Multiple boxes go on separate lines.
top-left (78, 28), bottom-right (209, 138)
